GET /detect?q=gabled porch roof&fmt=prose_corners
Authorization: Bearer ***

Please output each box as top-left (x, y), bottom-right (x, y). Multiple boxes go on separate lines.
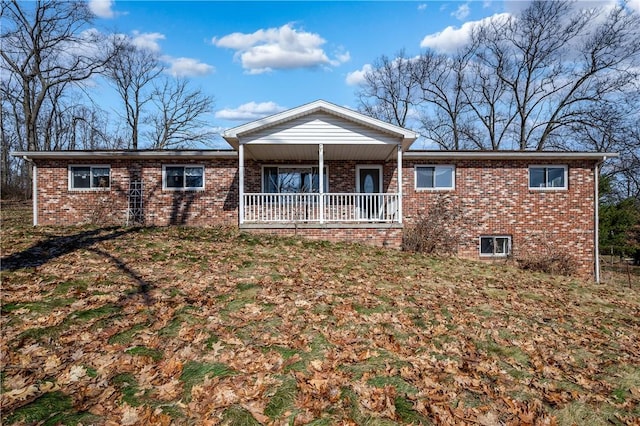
top-left (222, 100), bottom-right (418, 161)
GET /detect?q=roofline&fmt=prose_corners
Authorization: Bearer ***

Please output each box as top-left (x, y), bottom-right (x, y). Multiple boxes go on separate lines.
top-left (11, 150), bottom-right (238, 160)
top-left (11, 149), bottom-right (618, 162)
top-left (223, 99), bottom-right (418, 147)
top-left (404, 151), bottom-right (619, 161)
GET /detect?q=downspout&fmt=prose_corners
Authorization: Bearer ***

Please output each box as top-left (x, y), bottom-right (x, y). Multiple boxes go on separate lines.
top-left (22, 156), bottom-right (37, 226)
top-left (594, 156), bottom-right (606, 283)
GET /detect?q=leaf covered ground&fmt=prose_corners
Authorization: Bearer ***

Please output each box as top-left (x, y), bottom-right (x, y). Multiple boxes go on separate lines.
top-left (1, 202), bottom-right (639, 425)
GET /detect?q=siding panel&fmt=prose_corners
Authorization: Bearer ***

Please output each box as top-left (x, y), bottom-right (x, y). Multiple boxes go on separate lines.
top-left (242, 113), bottom-right (400, 145)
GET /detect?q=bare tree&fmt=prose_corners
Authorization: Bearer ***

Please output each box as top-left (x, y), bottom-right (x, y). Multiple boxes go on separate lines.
top-left (0, 0), bottom-right (119, 151)
top-left (146, 78), bottom-right (215, 149)
top-left (471, 1), bottom-right (640, 150)
top-left (357, 1), bottom-right (640, 157)
top-left (413, 50), bottom-right (473, 150)
top-left (356, 50), bottom-right (420, 127)
top-left (106, 41), bottom-right (163, 149)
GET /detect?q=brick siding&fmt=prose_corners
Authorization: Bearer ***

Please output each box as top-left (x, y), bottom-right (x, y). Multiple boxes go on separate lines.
top-left (244, 226), bottom-right (403, 249)
top-left (33, 156), bottom-right (597, 277)
top-left (35, 159), bottom-right (238, 227)
top-left (401, 159), bottom-right (596, 276)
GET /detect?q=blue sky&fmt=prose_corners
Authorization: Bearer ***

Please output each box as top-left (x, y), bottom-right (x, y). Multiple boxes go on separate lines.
top-left (85, 0), bottom-right (633, 147)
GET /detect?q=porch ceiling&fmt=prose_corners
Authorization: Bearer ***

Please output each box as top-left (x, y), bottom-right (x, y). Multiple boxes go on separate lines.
top-left (244, 144), bottom-right (397, 161)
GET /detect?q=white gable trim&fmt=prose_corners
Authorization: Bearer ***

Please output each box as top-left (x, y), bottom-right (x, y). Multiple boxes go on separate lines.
top-left (223, 100), bottom-right (418, 148)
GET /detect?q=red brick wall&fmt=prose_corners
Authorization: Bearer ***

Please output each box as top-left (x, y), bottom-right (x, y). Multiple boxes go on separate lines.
top-left (34, 159), bottom-right (238, 226)
top-left (33, 156), bottom-right (597, 276)
top-left (244, 226), bottom-right (403, 248)
top-left (244, 160), bottom-right (397, 193)
top-left (401, 159), bottom-right (596, 276)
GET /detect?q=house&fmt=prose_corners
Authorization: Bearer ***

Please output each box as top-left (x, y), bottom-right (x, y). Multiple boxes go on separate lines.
top-left (13, 100), bottom-right (616, 280)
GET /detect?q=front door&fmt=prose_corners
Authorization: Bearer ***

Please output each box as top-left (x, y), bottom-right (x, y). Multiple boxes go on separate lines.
top-left (356, 166), bottom-right (382, 220)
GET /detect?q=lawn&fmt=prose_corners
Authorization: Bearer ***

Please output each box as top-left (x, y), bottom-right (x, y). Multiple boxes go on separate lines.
top-left (1, 201), bottom-right (639, 425)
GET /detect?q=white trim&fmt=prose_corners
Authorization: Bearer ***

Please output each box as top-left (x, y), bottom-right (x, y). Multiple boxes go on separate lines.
top-left (13, 150), bottom-right (236, 160)
top-left (68, 164), bottom-right (111, 191)
top-left (414, 165), bottom-right (455, 191)
top-left (260, 164), bottom-right (329, 193)
top-left (162, 164), bottom-right (205, 191)
top-left (528, 164), bottom-right (568, 190)
top-left (356, 165), bottom-right (383, 194)
top-left (239, 145), bottom-right (244, 225)
top-left (319, 144), bottom-right (324, 223)
top-left (479, 235), bottom-right (512, 258)
top-left (397, 144), bottom-right (403, 224)
top-left (223, 100), bottom-right (418, 146)
top-left (32, 162), bottom-right (38, 226)
top-left (404, 151), bottom-right (618, 161)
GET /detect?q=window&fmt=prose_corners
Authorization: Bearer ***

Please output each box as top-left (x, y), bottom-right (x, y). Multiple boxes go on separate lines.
top-left (479, 236), bottom-right (511, 257)
top-left (415, 165), bottom-right (455, 190)
top-left (163, 165), bottom-right (204, 190)
top-left (529, 165), bottom-right (567, 189)
top-left (69, 165), bottom-right (110, 190)
top-left (263, 166), bottom-right (328, 193)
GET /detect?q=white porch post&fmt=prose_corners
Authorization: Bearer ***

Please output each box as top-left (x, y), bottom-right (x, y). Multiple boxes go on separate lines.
top-left (319, 143), bottom-right (324, 224)
top-left (397, 143), bottom-right (403, 224)
top-left (239, 144), bottom-right (244, 225)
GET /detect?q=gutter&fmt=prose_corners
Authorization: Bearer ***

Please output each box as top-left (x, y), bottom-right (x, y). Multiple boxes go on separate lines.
top-left (11, 150), bottom-right (238, 161)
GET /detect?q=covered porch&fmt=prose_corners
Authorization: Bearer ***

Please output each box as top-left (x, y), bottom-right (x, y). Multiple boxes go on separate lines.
top-left (222, 100), bottom-right (418, 229)
top-left (238, 143), bottom-right (404, 225)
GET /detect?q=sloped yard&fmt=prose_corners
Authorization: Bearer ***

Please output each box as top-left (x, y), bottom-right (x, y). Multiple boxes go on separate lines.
top-left (1, 202), bottom-right (639, 425)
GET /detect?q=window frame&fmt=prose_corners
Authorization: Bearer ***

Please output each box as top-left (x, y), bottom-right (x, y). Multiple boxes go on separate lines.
top-left (528, 165), bottom-right (568, 190)
top-left (68, 165), bottom-right (111, 191)
top-left (261, 165), bottom-right (329, 193)
top-left (414, 165), bottom-right (455, 191)
top-left (479, 235), bottom-right (512, 258)
top-left (162, 164), bottom-right (205, 191)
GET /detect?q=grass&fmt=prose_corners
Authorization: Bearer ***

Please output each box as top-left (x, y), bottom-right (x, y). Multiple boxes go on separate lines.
top-left (1, 202), bottom-right (639, 424)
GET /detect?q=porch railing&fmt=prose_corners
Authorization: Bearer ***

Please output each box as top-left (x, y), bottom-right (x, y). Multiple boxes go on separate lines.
top-left (243, 193), bottom-right (400, 223)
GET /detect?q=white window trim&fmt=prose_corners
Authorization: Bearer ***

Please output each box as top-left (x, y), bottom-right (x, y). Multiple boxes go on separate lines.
top-left (479, 235), bottom-right (512, 258)
top-left (528, 165), bottom-right (568, 190)
top-left (414, 164), bottom-right (455, 191)
top-left (68, 164), bottom-right (111, 191)
top-left (261, 164), bottom-right (329, 193)
top-left (162, 164), bottom-right (205, 191)
top-left (355, 164), bottom-right (383, 194)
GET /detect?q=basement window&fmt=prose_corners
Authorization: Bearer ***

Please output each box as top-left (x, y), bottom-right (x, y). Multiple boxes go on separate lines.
top-left (163, 165), bottom-right (205, 190)
top-left (69, 165), bottom-right (111, 190)
top-left (529, 165), bottom-right (567, 189)
top-left (479, 236), bottom-right (511, 257)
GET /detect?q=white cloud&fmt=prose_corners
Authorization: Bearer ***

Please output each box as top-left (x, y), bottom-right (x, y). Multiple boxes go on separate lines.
top-left (483, 1), bottom-right (492, 8)
top-left (164, 57), bottom-right (215, 77)
top-left (88, 0), bottom-right (114, 18)
top-left (420, 13), bottom-right (510, 53)
top-left (628, 0), bottom-right (640, 12)
top-left (452, 3), bottom-right (471, 20)
top-left (417, 4), bottom-right (427, 11)
top-left (212, 24), bottom-right (350, 74)
top-left (345, 64), bottom-right (373, 86)
top-left (215, 101), bottom-right (287, 121)
top-left (131, 31), bottom-right (165, 52)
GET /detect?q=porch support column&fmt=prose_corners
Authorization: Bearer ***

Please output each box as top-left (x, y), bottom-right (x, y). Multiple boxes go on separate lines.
top-left (397, 143), bottom-right (403, 224)
top-left (319, 143), bottom-right (324, 224)
top-left (239, 144), bottom-right (244, 225)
